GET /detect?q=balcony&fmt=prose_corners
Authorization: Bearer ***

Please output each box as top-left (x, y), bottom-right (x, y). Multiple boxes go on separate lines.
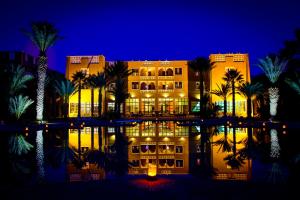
top-left (158, 89), bottom-right (174, 93)
top-left (140, 75), bottom-right (156, 80)
top-left (140, 89), bottom-right (156, 93)
top-left (158, 76), bottom-right (174, 80)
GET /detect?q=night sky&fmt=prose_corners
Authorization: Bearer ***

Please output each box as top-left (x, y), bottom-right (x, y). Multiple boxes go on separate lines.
top-left (1, 0), bottom-right (300, 76)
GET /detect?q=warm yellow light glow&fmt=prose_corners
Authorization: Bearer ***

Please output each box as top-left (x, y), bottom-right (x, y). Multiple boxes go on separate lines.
top-left (163, 93), bottom-right (169, 98)
top-left (282, 125), bottom-right (287, 129)
top-left (163, 137), bottom-right (170, 141)
top-left (180, 137), bottom-right (185, 141)
top-left (25, 127), bottom-right (29, 131)
top-left (146, 94), bottom-right (151, 98)
top-left (148, 163), bottom-right (157, 177)
top-left (146, 137), bottom-right (151, 141)
top-left (180, 93), bottom-right (185, 98)
top-left (131, 94), bottom-right (135, 98)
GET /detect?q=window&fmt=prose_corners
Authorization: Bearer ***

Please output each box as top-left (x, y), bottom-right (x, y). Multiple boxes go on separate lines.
top-left (70, 103), bottom-right (78, 114)
top-left (131, 160), bottom-right (140, 167)
top-left (195, 82), bottom-right (200, 89)
top-left (126, 125), bottom-right (139, 137)
top-left (175, 82), bottom-right (183, 89)
top-left (132, 82), bottom-right (139, 89)
top-left (108, 127), bottom-right (115, 133)
top-left (126, 98), bottom-right (139, 114)
top-left (175, 126), bottom-right (189, 136)
top-left (141, 158), bottom-right (156, 168)
top-left (175, 68), bottom-right (182, 75)
top-left (88, 56), bottom-right (99, 64)
top-left (132, 69), bottom-right (139, 76)
top-left (107, 102), bottom-right (115, 112)
top-left (158, 122), bottom-right (174, 137)
top-left (191, 101), bottom-right (200, 112)
top-left (70, 56), bottom-right (81, 64)
top-left (176, 146), bottom-right (183, 153)
top-left (159, 159), bottom-right (174, 168)
top-left (158, 98), bottom-right (173, 114)
top-left (141, 145), bottom-right (156, 154)
top-left (175, 160), bottom-right (184, 168)
top-left (141, 121), bottom-right (155, 137)
top-left (225, 66), bottom-right (235, 72)
top-left (80, 68), bottom-right (89, 76)
top-left (174, 98), bottom-right (188, 114)
top-left (132, 146), bottom-right (140, 153)
top-left (158, 144), bottom-right (174, 154)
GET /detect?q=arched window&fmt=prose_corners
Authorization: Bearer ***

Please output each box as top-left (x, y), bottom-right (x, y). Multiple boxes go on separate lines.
top-left (158, 69), bottom-right (165, 76)
top-left (166, 68), bottom-right (173, 76)
top-left (140, 68), bottom-right (146, 76)
top-left (141, 82), bottom-right (147, 90)
top-left (149, 82), bottom-right (155, 90)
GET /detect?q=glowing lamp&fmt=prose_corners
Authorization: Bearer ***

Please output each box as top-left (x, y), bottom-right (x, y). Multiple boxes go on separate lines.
top-left (25, 127), bottom-right (29, 131)
top-left (282, 125), bottom-right (287, 129)
top-left (148, 163), bottom-right (157, 178)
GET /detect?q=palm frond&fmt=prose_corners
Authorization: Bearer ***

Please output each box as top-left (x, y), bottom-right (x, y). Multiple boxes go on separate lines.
top-left (257, 56), bottom-right (288, 84)
top-left (285, 77), bottom-right (300, 95)
top-left (9, 65), bottom-right (33, 95)
top-left (238, 82), bottom-right (264, 99)
top-left (9, 95), bottom-right (34, 120)
top-left (54, 79), bottom-right (76, 102)
top-left (9, 134), bottom-right (33, 155)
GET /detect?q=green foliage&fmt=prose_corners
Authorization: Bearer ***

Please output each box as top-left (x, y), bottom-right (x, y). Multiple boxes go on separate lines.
top-left (285, 77), bottom-right (300, 95)
top-left (211, 83), bottom-right (230, 99)
top-left (9, 95), bottom-right (34, 120)
top-left (257, 56), bottom-right (288, 84)
top-left (223, 69), bottom-right (244, 84)
top-left (54, 79), bottom-right (75, 103)
top-left (23, 22), bottom-right (61, 55)
top-left (214, 137), bottom-right (232, 153)
top-left (72, 71), bottom-right (87, 86)
top-left (9, 65), bottom-right (33, 96)
top-left (238, 82), bottom-right (264, 99)
top-left (9, 134), bottom-right (33, 155)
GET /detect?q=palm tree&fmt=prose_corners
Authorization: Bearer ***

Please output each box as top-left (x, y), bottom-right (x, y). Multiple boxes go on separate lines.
top-left (54, 79), bottom-right (75, 118)
top-left (23, 22), bottom-right (61, 121)
top-left (285, 76), bottom-right (300, 95)
top-left (72, 71), bottom-right (87, 118)
top-left (93, 72), bottom-right (106, 117)
top-left (223, 69), bottom-right (244, 117)
top-left (214, 126), bottom-right (232, 153)
top-left (105, 61), bottom-right (132, 117)
top-left (85, 75), bottom-right (97, 117)
top-left (188, 57), bottom-right (214, 117)
top-left (238, 82), bottom-right (264, 118)
top-left (9, 95), bottom-right (34, 120)
top-left (211, 83), bottom-right (230, 117)
top-left (257, 56), bottom-right (288, 118)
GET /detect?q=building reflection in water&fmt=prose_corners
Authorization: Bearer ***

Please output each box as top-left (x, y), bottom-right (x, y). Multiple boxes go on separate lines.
top-left (68, 123), bottom-right (251, 180)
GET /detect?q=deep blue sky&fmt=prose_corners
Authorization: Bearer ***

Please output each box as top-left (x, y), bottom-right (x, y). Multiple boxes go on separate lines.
top-left (0, 0), bottom-right (300, 76)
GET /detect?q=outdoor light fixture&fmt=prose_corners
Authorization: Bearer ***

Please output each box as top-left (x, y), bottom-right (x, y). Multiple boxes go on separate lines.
top-left (147, 163), bottom-right (157, 179)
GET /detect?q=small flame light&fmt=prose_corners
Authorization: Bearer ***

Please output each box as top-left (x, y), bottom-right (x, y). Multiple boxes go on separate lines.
top-left (282, 124), bottom-right (287, 129)
top-left (147, 163), bottom-right (157, 179)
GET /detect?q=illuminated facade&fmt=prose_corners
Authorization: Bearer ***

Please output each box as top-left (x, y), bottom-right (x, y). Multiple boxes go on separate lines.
top-left (210, 54), bottom-right (251, 117)
top-left (65, 53), bottom-right (251, 175)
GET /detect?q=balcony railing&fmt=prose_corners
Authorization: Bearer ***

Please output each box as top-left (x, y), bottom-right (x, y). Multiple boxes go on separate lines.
top-left (140, 89), bottom-right (156, 93)
top-left (158, 76), bottom-right (174, 80)
top-left (158, 89), bottom-right (174, 93)
top-left (140, 76), bottom-right (156, 80)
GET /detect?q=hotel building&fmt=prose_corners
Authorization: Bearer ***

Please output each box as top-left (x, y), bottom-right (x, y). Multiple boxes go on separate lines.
top-left (66, 53), bottom-right (251, 176)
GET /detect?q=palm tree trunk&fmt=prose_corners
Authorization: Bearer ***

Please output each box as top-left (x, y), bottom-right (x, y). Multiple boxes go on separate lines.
top-left (98, 89), bottom-right (102, 117)
top-left (200, 73), bottom-right (204, 117)
top-left (36, 130), bottom-right (45, 180)
top-left (270, 129), bottom-right (280, 159)
top-left (91, 88), bottom-right (94, 117)
top-left (232, 80), bottom-right (235, 117)
top-left (78, 82), bottom-right (81, 118)
top-left (98, 126), bottom-right (102, 151)
top-left (36, 55), bottom-right (47, 181)
top-left (247, 97), bottom-right (252, 119)
top-left (232, 127), bottom-right (236, 155)
top-left (269, 87), bottom-right (279, 118)
top-left (91, 127), bottom-right (94, 150)
top-left (36, 55), bottom-right (47, 121)
top-left (78, 128), bottom-right (81, 159)
top-left (224, 98), bottom-right (227, 117)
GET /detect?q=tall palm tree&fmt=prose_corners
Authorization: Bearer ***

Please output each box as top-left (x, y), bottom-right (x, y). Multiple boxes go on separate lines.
top-left (188, 57), bottom-right (214, 117)
top-left (223, 69), bottom-right (244, 117)
top-left (257, 56), bottom-right (288, 118)
top-left (105, 61), bottom-right (132, 117)
top-left (238, 82), bottom-right (264, 118)
top-left (211, 83), bottom-right (230, 117)
top-left (23, 22), bottom-right (61, 121)
top-left (85, 75), bottom-right (97, 117)
top-left (54, 79), bottom-right (75, 118)
top-left (72, 71), bottom-right (87, 118)
top-left (94, 72), bottom-right (106, 117)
